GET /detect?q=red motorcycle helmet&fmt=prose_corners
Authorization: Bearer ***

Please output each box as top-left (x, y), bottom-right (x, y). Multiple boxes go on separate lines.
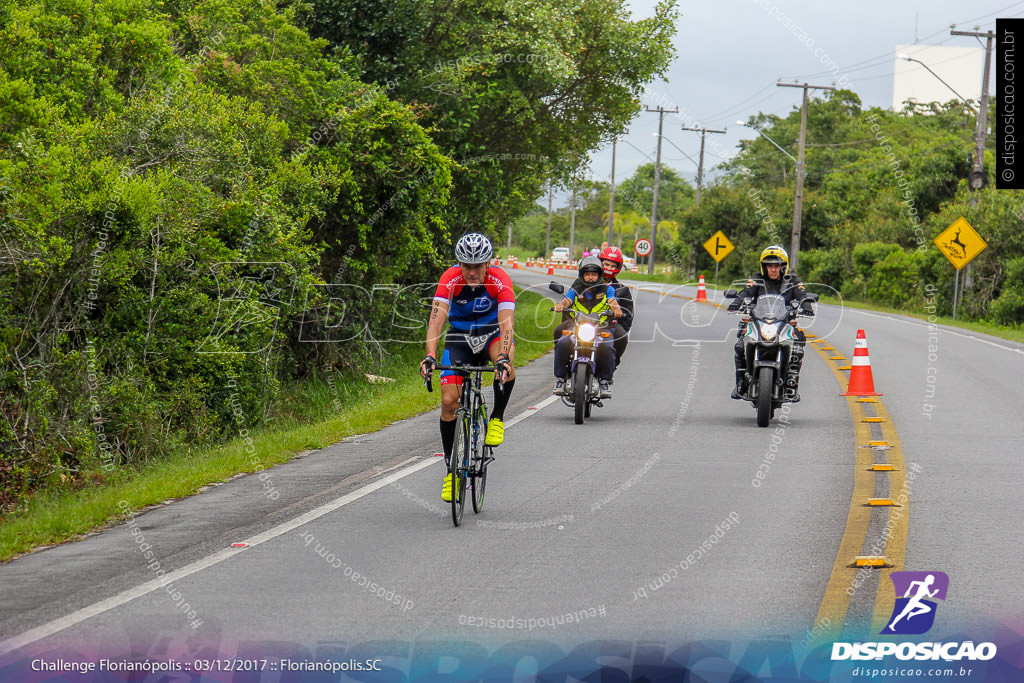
top-left (598, 246), bottom-right (623, 278)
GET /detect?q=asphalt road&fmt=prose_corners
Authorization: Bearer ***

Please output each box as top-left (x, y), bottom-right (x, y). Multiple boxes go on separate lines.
top-left (1, 267), bottom-right (1021, 679)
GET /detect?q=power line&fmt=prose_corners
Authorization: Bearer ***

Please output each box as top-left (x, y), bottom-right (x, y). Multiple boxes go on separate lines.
top-left (696, 83), bottom-right (776, 123)
top-left (783, 2), bottom-right (1024, 83)
top-left (703, 87), bottom-right (789, 125)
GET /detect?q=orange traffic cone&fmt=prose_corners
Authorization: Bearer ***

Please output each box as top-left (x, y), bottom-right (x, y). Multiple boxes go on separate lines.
top-left (547, 260), bottom-right (554, 275)
top-left (840, 329), bottom-right (882, 396)
top-left (696, 274), bottom-right (707, 301)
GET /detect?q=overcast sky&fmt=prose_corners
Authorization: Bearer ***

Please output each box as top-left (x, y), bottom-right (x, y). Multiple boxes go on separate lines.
top-left (560, 0), bottom-right (1022, 207)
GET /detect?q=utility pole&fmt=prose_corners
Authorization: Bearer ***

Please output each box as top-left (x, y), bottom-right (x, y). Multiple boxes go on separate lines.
top-left (681, 126), bottom-right (727, 205)
top-left (950, 29), bottom-right (994, 318)
top-left (569, 185), bottom-right (577, 258)
top-left (608, 139), bottom-right (616, 247)
top-left (545, 181), bottom-right (553, 259)
top-left (645, 105), bottom-right (678, 274)
top-left (777, 82), bottom-right (835, 275)
top-left (952, 29), bottom-right (994, 205)
top-left (506, 223), bottom-right (511, 252)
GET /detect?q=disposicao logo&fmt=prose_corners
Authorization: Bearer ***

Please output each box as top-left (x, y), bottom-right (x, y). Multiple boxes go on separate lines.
top-left (831, 570), bottom-right (997, 662)
top-left (880, 571), bottom-right (949, 635)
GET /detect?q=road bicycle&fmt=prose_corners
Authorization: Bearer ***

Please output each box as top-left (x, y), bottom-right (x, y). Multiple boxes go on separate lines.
top-left (426, 363), bottom-right (498, 526)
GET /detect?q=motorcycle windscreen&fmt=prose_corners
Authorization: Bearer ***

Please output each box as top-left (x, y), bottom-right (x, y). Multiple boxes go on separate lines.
top-left (752, 294), bottom-right (787, 321)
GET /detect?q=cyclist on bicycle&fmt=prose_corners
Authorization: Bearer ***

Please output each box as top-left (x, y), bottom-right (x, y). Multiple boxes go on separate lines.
top-left (419, 233), bottom-right (516, 502)
top-left (552, 256), bottom-right (622, 398)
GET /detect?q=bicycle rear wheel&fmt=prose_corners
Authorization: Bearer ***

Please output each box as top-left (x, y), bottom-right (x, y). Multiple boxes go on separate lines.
top-left (450, 414), bottom-right (469, 526)
top-left (472, 450), bottom-right (488, 513)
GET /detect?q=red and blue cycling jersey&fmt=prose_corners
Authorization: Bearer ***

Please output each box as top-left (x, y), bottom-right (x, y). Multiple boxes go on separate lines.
top-left (433, 266), bottom-right (516, 333)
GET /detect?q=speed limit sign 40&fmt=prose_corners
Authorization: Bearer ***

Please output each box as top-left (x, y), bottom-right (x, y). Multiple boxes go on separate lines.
top-left (634, 238), bottom-right (652, 257)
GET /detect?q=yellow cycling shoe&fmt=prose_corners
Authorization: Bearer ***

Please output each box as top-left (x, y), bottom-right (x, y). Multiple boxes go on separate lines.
top-left (441, 472), bottom-right (454, 502)
top-left (484, 418), bottom-right (504, 446)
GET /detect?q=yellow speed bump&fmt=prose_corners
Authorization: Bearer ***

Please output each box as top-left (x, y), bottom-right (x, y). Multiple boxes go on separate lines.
top-left (862, 417), bottom-right (885, 423)
top-left (821, 346), bottom-right (836, 351)
top-left (869, 464), bottom-right (896, 471)
top-left (857, 397), bottom-right (878, 403)
top-left (853, 556), bottom-right (891, 568)
top-left (867, 498), bottom-right (896, 506)
top-left (839, 365), bottom-right (852, 370)
top-left (868, 440), bottom-right (891, 447)
top-left (830, 355), bottom-right (846, 360)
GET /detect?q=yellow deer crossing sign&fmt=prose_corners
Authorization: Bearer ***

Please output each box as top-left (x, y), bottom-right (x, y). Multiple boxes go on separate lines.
top-left (934, 217), bottom-right (986, 270)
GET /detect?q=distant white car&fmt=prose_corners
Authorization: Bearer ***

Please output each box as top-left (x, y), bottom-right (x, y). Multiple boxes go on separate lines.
top-left (551, 247), bottom-right (571, 261)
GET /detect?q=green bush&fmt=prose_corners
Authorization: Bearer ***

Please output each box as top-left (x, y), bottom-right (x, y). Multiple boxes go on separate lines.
top-left (990, 257), bottom-right (1024, 325)
top-left (799, 248), bottom-right (849, 290)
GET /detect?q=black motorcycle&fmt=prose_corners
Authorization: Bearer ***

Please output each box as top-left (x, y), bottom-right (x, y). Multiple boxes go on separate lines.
top-left (549, 282), bottom-right (621, 424)
top-left (724, 289), bottom-right (818, 427)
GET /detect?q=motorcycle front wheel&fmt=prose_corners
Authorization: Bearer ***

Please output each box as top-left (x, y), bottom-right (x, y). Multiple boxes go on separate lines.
top-left (574, 365), bottom-right (589, 424)
top-left (756, 369), bottom-right (773, 428)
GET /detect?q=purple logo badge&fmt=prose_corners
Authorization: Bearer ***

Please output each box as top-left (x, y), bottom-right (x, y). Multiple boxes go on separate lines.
top-left (880, 571), bottom-right (950, 635)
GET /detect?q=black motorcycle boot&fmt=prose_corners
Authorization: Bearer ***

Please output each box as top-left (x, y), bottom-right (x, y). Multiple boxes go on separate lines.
top-left (731, 369), bottom-right (748, 400)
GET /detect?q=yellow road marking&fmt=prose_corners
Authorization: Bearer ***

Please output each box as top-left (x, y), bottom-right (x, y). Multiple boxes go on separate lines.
top-left (807, 338), bottom-right (909, 642)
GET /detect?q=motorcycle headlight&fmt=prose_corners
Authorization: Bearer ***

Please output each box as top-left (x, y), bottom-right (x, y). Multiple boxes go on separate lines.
top-left (759, 322), bottom-right (781, 341)
top-left (578, 323), bottom-right (597, 342)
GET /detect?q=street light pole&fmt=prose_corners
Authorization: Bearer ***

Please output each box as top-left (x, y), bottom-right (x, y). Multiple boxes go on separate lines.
top-left (898, 53), bottom-right (976, 110)
top-left (569, 185), bottom-right (576, 258)
top-left (609, 139), bottom-right (616, 247)
top-left (545, 181), bottom-right (553, 259)
top-left (777, 82), bottom-right (836, 275)
top-left (950, 29), bottom-right (995, 319)
top-left (738, 121), bottom-right (796, 162)
top-left (645, 105), bottom-right (678, 274)
top-left (951, 30), bottom-right (995, 200)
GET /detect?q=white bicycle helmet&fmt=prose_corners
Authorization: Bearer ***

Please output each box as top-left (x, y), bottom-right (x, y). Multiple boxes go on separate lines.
top-left (454, 233), bottom-right (494, 264)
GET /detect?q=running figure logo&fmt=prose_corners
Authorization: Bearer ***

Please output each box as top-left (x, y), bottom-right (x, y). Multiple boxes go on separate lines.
top-left (880, 571), bottom-right (950, 635)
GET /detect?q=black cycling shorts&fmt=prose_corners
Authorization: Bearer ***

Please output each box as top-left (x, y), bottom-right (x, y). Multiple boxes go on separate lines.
top-left (440, 327), bottom-right (510, 386)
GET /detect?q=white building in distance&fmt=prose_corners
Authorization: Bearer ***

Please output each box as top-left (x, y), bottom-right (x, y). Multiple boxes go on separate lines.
top-left (892, 44), bottom-right (985, 111)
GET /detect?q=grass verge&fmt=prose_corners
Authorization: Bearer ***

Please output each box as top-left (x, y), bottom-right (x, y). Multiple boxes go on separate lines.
top-left (0, 286), bottom-right (557, 561)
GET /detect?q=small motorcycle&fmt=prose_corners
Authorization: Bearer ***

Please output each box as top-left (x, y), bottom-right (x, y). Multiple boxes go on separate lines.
top-left (724, 289), bottom-right (818, 427)
top-left (549, 282), bottom-right (620, 424)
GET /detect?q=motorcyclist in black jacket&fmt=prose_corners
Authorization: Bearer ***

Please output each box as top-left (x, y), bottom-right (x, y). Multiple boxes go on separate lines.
top-left (728, 245), bottom-right (808, 401)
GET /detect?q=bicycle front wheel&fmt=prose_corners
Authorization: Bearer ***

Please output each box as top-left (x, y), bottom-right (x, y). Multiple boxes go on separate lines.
top-left (472, 402), bottom-right (489, 514)
top-left (450, 414), bottom-right (469, 526)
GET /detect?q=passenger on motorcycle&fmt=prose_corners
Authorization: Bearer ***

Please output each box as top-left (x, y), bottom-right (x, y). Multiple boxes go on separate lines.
top-left (552, 256), bottom-right (623, 398)
top-left (728, 245), bottom-right (808, 401)
top-left (560, 246), bottom-right (634, 368)
top-left (419, 233), bottom-right (516, 502)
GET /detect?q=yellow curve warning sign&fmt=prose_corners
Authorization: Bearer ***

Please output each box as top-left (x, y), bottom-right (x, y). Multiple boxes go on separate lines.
top-left (703, 230), bottom-right (735, 263)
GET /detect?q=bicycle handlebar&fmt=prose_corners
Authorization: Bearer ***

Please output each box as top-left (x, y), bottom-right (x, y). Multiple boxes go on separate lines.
top-left (423, 364), bottom-right (501, 393)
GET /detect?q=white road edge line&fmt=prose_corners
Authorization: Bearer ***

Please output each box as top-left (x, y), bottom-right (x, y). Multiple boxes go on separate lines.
top-left (828, 306), bottom-right (1024, 356)
top-left (0, 398), bottom-right (558, 656)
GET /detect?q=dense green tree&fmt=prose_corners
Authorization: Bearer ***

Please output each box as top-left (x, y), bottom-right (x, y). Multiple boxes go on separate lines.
top-left (307, 0), bottom-right (679, 238)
